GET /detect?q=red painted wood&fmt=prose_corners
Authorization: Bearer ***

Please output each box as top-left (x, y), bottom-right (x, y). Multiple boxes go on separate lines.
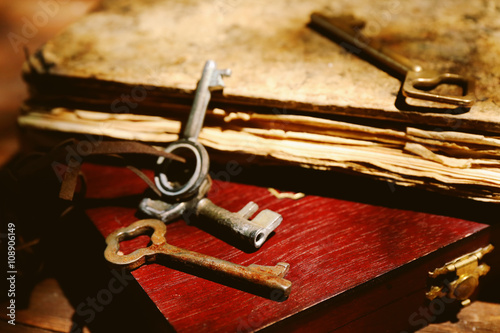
top-left (82, 163), bottom-right (489, 332)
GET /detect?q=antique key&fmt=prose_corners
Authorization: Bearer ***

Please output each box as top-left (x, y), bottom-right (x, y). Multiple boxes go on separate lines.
top-left (154, 60), bottom-right (231, 200)
top-left (104, 219), bottom-right (292, 299)
top-left (310, 13), bottom-right (475, 107)
top-left (141, 60), bottom-right (283, 248)
top-left (140, 177), bottom-right (282, 248)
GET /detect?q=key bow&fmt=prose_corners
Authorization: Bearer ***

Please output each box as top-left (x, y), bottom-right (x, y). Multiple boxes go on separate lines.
top-left (105, 219), bottom-right (167, 269)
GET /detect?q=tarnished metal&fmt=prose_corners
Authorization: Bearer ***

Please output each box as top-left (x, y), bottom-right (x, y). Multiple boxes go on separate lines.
top-left (155, 60), bottom-right (231, 200)
top-left (140, 178), bottom-right (283, 248)
top-left (104, 219), bottom-right (292, 299)
top-left (141, 60), bottom-right (283, 248)
top-left (183, 60), bottom-right (231, 142)
top-left (426, 244), bottom-right (494, 306)
top-left (196, 199), bottom-right (282, 248)
top-left (310, 13), bottom-right (476, 107)
top-left (140, 177), bottom-right (212, 224)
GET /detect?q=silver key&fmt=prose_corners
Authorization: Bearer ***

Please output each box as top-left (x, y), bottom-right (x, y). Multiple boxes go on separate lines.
top-left (154, 60), bottom-right (231, 200)
top-left (142, 61), bottom-right (283, 248)
top-left (195, 198), bottom-right (282, 248)
top-left (140, 178), bottom-right (283, 248)
top-left (104, 219), bottom-right (292, 299)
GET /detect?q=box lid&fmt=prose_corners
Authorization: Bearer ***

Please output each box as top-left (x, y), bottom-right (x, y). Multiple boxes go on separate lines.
top-left (82, 163), bottom-right (491, 332)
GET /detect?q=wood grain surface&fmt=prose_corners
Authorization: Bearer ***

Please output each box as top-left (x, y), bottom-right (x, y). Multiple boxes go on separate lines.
top-left (82, 163), bottom-right (491, 332)
top-left (1, 279), bottom-right (498, 333)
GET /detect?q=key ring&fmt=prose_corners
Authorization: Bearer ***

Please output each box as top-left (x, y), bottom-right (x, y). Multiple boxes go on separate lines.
top-left (154, 60), bottom-right (229, 200)
top-left (154, 139), bottom-right (209, 200)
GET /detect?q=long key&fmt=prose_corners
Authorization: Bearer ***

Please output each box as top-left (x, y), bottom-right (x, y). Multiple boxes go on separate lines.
top-left (310, 13), bottom-right (475, 107)
top-left (104, 219), bottom-right (292, 299)
top-left (155, 60), bottom-right (231, 200)
top-left (140, 178), bottom-right (283, 248)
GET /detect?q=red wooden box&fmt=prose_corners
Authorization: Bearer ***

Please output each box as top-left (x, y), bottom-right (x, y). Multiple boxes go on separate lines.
top-left (81, 163), bottom-right (495, 332)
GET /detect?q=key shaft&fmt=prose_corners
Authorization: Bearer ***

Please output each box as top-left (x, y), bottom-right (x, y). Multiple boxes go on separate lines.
top-left (195, 198), bottom-right (282, 248)
top-left (155, 244), bottom-right (291, 295)
top-left (310, 13), bottom-right (419, 76)
top-left (310, 12), bottom-right (475, 106)
top-left (183, 60), bottom-right (231, 142)
top-left (155, 61), bottom-right (230, 199)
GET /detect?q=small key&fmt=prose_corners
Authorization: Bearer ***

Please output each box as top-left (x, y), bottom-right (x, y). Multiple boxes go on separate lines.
top-left (155, 60), bottom-right (231, 200)
top-left (310, 13), bottom-right (475, 107)
top-left (104, 219), bottom-right (292, 299)
top-left (142, 61), bottom-right (283, 248)
top-left (195, 198), bottom-right (282, 248)
top-left (140, 177), bottom-right (283, 248)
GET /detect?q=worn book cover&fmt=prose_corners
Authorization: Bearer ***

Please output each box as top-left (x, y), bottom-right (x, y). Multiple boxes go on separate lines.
top-left (18, 0), bottom-right (500, 202)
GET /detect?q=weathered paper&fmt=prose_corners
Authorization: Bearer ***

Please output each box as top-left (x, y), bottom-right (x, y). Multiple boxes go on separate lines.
top-left (19, 107), bottom-right (500, 202)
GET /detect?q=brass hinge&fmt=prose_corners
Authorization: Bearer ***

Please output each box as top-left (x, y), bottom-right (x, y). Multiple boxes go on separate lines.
top-left (426, 244), bottom-right (494, 306)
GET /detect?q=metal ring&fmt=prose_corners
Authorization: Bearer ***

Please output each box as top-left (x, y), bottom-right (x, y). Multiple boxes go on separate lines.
top-left (154, 140), bottom-right (209, 200)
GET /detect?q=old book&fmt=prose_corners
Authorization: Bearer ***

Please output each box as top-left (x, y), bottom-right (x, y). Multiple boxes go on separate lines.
top-left (19, 107), bottom-right (500, 203)
top-left (81, 162), bottom-right (496, 332)
top-left (18, 0), bottom-right (500, 202)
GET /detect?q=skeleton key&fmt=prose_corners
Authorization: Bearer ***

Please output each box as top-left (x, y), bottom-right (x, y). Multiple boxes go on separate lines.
top-left (154, 60), bottom-right (231, 200)
top-left (140, 177), bottom-right (283, 248)
top-left (143, 60), bottom-right (283, 248)
top-left (310, 13), bottom-right (475, 107)
top-left (104, 219), bottom-right (292, 299)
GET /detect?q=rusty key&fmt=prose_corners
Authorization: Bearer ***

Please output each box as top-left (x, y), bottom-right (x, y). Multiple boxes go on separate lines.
top-left (141, 60), bottom-right (283, 249)
top-left (104, 219), bottom-right (292, 299)
top-left (140, 177), bottom-right (283, 248)
top-left (310, 12), bottom-right (475, 107)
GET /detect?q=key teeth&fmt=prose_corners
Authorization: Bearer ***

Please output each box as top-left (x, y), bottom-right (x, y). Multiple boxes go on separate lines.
top-left (139, 198), bottom-right (186, 223)
top-left (248, 262), bottom-right (290, 278)
top-left (275, 262), bottom-right (290, 277)
top-left (252, 210), bottom-right (283, 248)
top-left (253, 210), bottom-right (283, 230)
top-left (209, 68), bottom-right (232, 91)
top-left (249, 209), bottom-right (283, 248)
top-left (218, 68), bottom-right (232, 77)
top-left (237, 201), bottom-right (259, 219)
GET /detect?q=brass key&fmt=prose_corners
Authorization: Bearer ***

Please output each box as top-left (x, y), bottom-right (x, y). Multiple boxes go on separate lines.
top-left (310, 13), bottom-right (475, 107)
top-left (104, 219), bottom-right (292, 299)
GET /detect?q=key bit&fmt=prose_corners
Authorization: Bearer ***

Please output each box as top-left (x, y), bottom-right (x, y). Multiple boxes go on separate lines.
top-left (104, 219), bottom-right (292, 299)
top-left (140, 177), bottom-right (212, 223)
top-left (140, 185), bottom-right (283, 249)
